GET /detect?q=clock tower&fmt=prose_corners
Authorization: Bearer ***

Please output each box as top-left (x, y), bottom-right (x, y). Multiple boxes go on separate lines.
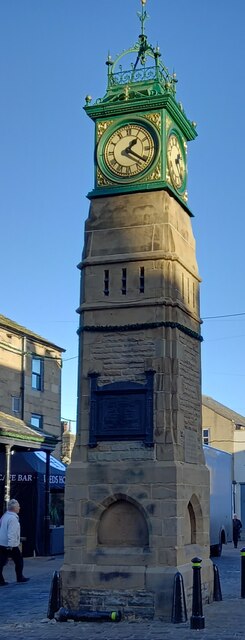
top-left (62, 1), bottom-right (213, 619)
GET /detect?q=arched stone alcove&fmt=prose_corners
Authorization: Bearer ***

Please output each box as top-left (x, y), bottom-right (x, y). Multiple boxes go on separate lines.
top-left (184, 494), bottom-right (203, 545)
top-left (98, 498), bottom-right (149, 547)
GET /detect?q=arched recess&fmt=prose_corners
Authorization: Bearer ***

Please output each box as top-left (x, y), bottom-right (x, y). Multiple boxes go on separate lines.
top-left (184, 494), bottom-right (203, 545)
top-left (98, 495), bottom-right (149, 547)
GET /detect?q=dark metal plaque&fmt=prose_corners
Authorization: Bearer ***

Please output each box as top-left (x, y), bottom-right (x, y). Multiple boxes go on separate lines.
top-left (88, 371), bottom-right (155, 447)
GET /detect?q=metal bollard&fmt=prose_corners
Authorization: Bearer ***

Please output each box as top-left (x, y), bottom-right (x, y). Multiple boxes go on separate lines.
top-left (190, 557), bottom-right (205, 630)
top-left (55, 608), bottom-right (121, 622)
top-left (47, 571), bottom-right (61, 620)
top-left (240, 547), bottom-right (245, 598)
top-left (171, 571), bottom-right (187, 623)
top-left (213, 563), bottom-right (222, 601)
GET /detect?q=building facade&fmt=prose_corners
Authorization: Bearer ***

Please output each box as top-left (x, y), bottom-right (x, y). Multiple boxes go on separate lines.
top-left (0, 314), bottom-right (64, 457)
top-left (202, 395), bottom-right (245, 527)
top-left (202, 395), bottom-right (245, 454)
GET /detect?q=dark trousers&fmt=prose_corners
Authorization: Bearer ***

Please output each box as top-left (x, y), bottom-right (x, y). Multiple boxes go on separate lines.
top-left (233, 532), bottom-right (240, 548)
top-left (0, 545), bottom-right (23, 581)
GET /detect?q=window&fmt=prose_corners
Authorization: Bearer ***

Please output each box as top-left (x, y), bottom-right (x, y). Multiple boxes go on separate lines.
top-left (104, 269), bottom-right (109, 296)
top-left (50, 492), bottom-right (64, 527)
top-left (32, 357), bottom-right (44, 390)
top-left (31, 413), bottom-right (43, 430)
top-left (122, 268), bottom-right (127, 295)
top-left (12, 396), bottom-right (20, 414)
top-left (203, 429), bottom-right (209, 445)
top-left (139, 267), bottom-right (145, 293)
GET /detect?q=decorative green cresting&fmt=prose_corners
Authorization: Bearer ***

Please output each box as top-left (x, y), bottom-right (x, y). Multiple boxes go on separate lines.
top-left (92, 0), bottom-right (177, 107)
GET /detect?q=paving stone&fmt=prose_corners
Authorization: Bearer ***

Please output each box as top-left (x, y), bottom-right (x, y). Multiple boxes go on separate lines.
top-left (0, 544), bottom-right (244, 639)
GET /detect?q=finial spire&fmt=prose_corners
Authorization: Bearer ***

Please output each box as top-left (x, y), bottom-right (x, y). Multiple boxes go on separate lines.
top-left (137, 0), bottom-right (149, 36)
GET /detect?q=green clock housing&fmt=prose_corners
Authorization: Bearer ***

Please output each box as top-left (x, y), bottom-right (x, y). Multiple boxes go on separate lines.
top-left (84, 3), bottom-right (197, 215)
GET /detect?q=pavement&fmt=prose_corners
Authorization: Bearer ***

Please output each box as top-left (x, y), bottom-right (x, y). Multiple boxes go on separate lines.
top-left (0, 543), bottom-right (244, 639)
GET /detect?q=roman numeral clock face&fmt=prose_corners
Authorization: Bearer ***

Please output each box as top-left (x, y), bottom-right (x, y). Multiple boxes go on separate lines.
top-left (101, 123), bottom-right (157, 182)
top-left (167, 133), bottom-right (186, 192)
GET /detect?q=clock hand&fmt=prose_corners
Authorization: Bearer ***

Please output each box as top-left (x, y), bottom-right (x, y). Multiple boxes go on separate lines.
top-left (175, 154), bottom-right (183, 179)
top-left (124, 147), bottom-right (148, 162)
top-left (175, 153), bottom-right (181, 167)
top-left (121, 138), bottom-right (138, 158)
top-left (127, 138), bottom-right (137, 150)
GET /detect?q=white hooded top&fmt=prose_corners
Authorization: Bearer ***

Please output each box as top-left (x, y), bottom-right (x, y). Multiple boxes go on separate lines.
top-left (0, 511), bottom-right (20, 547)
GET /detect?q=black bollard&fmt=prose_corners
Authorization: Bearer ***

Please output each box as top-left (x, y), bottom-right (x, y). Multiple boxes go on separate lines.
top-left (47, 571), bottom-right (61, 620)
top-left (240, 547), bottom-right (245, 598)
top-left (55, 608), bottom-right (122, 622)
top-left (190, 557), bottom-right (205, 630)
top-left (213, 563), bottom-right (222, 601)
top-left (171, 571), bottom-right (188, 623)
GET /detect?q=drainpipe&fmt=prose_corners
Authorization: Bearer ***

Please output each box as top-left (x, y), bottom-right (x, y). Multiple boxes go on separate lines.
top-left (4, 444), bottom-right (11, 509)
top-left (44, 450), bottom-right (51, 555)
top-left (232, 481), bottom-right (237, 515)
top-left (21, 336), bottom-right (26, 421)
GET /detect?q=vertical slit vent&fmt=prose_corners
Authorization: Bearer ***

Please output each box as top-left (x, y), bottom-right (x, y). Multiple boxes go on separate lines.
top-left (104, 270), bottom-right (109, 296)
top-left (139, 266), bottom-right (145, 293)
top-left (122, 268), bottom-right (127, 295)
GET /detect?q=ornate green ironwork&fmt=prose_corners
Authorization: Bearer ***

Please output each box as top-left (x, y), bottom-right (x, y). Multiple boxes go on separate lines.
top-left (84, 0), bottom-right (197, 214)
top-left (137, 0), bottom-right (149, 37)
top-left (91, 0), bottom-right (178, 107)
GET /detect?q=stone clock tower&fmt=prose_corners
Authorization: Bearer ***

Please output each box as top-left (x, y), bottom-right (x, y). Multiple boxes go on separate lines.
top-left (62, 1), bottom-right (212, 619)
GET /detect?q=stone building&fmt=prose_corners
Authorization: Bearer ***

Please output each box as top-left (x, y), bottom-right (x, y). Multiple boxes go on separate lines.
top-left (202, 395), bottom-right (245, 453)
top-left (61, 421), bottom-right (76, 465)
top-left (0, 314), bottom-right (64, 457)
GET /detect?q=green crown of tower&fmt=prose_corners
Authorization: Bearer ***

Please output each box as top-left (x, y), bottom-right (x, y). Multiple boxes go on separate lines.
top-left (84, 0), bottom-right (197, 213)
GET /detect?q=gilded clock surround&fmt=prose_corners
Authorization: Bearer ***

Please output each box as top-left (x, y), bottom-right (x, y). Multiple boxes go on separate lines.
top-left (97, 118), bottom-right (160, 184)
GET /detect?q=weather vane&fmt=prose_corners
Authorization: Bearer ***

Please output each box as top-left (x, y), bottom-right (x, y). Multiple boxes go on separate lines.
top-left (137, 0), bottom-right (149, 36)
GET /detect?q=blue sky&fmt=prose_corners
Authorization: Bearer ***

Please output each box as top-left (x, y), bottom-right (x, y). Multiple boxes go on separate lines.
top-left (1, 0), bottom-right (245, 430)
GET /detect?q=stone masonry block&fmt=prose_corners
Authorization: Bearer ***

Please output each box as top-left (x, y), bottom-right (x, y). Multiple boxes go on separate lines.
top-left (64, 485), bottom-right (89, 501)
top-left (152, 485), bottom-right (177, 500)
top-left (88, 485), bottom-right (113, 502)
top-left (65, 517), bottom-right (80, 536)
top-left (81, 548), bottom-right (157, 567)
top-left (65, 500), bottom-right (80, 517)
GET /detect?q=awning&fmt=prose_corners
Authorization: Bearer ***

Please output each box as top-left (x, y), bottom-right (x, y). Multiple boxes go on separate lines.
top-left (0, 450), bottom-right (66, 487)
top-left (0, 411), bottom-right (58, 451)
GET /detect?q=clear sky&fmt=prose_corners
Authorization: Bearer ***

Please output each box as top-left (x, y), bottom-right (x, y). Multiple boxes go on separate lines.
top-left (1, 0), bottom-right (245, 430)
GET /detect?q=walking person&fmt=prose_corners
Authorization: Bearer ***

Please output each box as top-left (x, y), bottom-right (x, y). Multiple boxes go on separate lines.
top-left (233, 513), bottom-right (242, 549)
top-left (0, 499), bottom-right (30, 585)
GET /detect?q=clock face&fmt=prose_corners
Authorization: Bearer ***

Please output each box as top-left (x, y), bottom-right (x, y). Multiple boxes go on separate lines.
top-left (167, 134), bottom-right (186, 191)
top-left (103, 123), bottom-right (156, 179)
